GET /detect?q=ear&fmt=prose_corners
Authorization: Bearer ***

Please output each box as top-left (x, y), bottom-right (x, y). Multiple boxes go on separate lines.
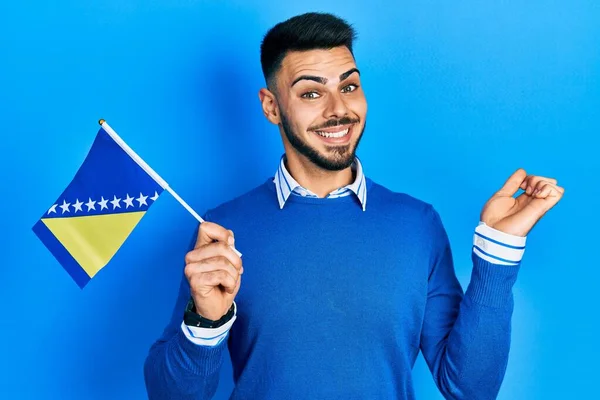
top-left (258, 88), bottom-right (281, 125)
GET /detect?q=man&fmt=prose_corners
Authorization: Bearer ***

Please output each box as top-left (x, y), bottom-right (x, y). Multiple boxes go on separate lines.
top-left (144, 12), bottom-right (564, 400)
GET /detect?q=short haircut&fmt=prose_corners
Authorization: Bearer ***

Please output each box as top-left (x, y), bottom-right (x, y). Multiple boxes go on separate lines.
top-left (260, 12), bottom-right (357, 90)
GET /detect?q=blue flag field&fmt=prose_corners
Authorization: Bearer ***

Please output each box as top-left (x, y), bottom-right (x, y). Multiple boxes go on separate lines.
top-left (32, 123), bottom-right (165, 288)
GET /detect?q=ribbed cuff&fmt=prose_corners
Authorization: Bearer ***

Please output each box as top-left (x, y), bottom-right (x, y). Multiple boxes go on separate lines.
top-left (465, 251), bottom-right (520, 308)
top-left (173, 327), bottom-right (226, 377)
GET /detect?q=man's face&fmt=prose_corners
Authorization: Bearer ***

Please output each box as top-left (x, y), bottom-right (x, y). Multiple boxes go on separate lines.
top-left (273, 46), bottom-right (367, 171)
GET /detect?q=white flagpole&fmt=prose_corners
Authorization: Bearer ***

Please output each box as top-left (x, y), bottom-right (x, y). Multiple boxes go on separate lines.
top-left (98, 119), bottom-right (242, 257)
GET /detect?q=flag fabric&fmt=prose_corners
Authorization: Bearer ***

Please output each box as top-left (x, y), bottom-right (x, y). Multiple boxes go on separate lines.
top-left (32, 126), bottom-right (164, 288)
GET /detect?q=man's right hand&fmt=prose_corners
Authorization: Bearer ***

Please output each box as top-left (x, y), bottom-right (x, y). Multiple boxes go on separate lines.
top-left (184, 222), bottom-right (243, 321)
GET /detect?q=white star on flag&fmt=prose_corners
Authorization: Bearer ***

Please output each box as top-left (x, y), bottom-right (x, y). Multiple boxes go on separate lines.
top-left (123, 193), bottom-right (135, 208)
top-left (136, 192), bottom-right (148, 207)
top-left (98, 196), bottom-right (109, 210)
top-left (150, 191), bottom-right (159, 201)
top-left (110, 195), bottom-right (121, 209)
top-left (73, 199), bottom-right (84, 213)
top-left (48, 204), bottom-right (58, 215)
top-left (86, 198), bottom-right (96, 211)
top-left (60, 200), bottom-right (70, 214)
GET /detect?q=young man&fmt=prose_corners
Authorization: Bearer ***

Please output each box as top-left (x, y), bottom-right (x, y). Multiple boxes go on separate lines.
top-left (144, 12), bottom-right (564, 400)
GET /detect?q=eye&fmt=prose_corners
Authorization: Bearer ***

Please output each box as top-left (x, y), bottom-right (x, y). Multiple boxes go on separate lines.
top-left (341, 84), bottom-right (359, 93)
top-left (301, 91), bottom-right (320, 99)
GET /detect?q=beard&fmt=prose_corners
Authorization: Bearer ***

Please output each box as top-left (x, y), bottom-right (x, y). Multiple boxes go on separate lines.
top-left (280, 111), bottom-right (365, 171)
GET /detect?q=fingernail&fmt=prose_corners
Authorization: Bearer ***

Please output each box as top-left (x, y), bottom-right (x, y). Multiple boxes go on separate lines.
top-left (228, 236), bottom-right (235, 246)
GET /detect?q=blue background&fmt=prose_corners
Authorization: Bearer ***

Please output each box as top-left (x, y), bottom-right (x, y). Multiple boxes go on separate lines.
top-left (1, 1), bottom-right (598, 399)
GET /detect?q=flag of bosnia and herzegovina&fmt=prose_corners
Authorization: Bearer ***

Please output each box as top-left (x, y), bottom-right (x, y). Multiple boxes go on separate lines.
top-left (32, 127), bottom-right (164, 288)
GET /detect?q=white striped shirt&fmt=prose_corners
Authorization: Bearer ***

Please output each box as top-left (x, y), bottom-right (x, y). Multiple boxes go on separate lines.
top-left (182, 156), bottom-right (526, 346)
top-left (273, 155), bottom-right (367, 211)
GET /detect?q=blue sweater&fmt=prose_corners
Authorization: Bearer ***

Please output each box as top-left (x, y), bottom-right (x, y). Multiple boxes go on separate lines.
top-left (144, 177), bottom-right (520, 399)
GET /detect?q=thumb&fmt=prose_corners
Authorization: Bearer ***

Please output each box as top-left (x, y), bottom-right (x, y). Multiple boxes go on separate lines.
top-left (195, 221), bottom-right (234, 248)
top-left (495, 168), bottom-right (527, 197)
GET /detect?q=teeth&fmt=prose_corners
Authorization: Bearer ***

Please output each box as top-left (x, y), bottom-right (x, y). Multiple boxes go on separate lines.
top-left (316, 128), bottom-right (349, 138)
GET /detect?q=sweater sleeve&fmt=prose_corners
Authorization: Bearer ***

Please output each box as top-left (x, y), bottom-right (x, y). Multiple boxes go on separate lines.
top-left (419, 206), bottom-right (523, 400)
top-left (143, 224), bottom-right (229, 400)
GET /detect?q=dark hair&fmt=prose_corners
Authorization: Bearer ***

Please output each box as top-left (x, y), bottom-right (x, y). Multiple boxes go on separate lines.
top-left (260, 12), bottom-right (357, 89)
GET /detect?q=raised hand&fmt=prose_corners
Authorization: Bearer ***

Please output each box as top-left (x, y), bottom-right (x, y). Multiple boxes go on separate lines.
top-left (480, 168), bottom-right (565, 237)
top-left (184, 222), bottom-right (243, 321)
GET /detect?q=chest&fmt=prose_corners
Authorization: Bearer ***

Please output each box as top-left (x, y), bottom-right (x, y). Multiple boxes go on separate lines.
top-left (232, 218), bottom-right (431, 344)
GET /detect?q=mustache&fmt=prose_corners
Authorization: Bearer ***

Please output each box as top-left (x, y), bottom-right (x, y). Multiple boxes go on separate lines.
top-left (308, 117), bottom-right (360, 131)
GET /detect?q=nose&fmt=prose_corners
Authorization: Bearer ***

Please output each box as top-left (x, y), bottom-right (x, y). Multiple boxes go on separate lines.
top-left (324, 91), bottom-right (349, 119)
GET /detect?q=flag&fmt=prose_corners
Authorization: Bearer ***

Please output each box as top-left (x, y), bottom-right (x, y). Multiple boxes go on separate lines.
top-left (32, 124), bottom-right (165, 288)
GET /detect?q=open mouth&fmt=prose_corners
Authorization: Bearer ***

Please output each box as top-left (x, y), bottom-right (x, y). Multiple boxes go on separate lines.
top-left (315, 127), bottom-right (349, 138)
top-left (312, 124), bottom-right (353, 144)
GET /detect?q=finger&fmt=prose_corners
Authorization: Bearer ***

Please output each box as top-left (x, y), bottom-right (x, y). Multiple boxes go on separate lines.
top-left (524, 175), bottom-right (558, 195)
top-left (206, 270), bottom-right (238, 294)
top-left (533, 182), bottom-right (556, 197)
top-left (496, 168), bottom-right (527, 197)
top-left (185, 241), bottom-right (242, 271)
top-left (185, 256), bottom-right (240, 285)
top-left (232, 274), bottom-right (242, 296)
top-left (532, 179), bottom-right (554, 194)
top-left (534, 183), bottom-right (564, 199)
top-left (196, 222), bottom-right (235, 248)
top-left (191, 269), bottom-right (238, 294)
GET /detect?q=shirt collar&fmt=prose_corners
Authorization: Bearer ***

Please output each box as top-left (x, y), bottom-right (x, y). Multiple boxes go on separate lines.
top-left (273, 155), bottom-right (367, 211)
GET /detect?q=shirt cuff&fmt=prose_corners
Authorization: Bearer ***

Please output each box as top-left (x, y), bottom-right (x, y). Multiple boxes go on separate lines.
top-left (181, 302), bottom-right (237, 347)
top-left (472, 222), bottom-right (526, 266)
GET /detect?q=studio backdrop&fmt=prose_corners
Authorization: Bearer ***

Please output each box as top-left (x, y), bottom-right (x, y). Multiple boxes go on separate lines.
top-left (1, 1), bottom-right (598, 399)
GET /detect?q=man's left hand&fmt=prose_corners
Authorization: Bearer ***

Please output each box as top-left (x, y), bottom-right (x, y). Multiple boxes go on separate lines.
top-left (480, 169), bottom-right (565, 237)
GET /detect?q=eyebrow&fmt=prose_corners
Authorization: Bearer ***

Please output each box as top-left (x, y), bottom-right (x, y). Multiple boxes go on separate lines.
top-left (291, 68), bottom-right (360, 87)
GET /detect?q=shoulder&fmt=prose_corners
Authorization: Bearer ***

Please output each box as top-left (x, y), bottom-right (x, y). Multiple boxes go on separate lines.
top-left (367, 179), bottom-right (448, 248)
top-left (203, 178), bottom-right (276, 222)
top-left (367, 178), bottom-right (437, 217)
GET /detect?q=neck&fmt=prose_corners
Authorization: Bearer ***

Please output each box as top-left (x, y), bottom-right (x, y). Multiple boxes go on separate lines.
top-left (284, 151), bottom-right (354, 198)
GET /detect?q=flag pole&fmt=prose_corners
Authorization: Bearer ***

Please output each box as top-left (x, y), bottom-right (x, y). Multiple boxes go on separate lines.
top-left (98, 119), bottom-right (242, 257)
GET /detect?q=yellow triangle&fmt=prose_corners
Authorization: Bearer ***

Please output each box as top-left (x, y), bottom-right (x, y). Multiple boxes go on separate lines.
top-left (41, 212), bottom-right (146, 278)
